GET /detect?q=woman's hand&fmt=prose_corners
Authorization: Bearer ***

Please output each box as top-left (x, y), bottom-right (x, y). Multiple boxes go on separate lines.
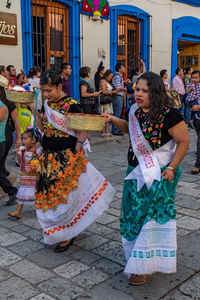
top-left (75, 141), bottom-right (83, 154)
top-left (191, 105), bottom-right (200, 111)
top-left (102, 113), bottom-right (113, 123)
top-left (16, 137), bottom-right (22, 149)
top-left (111, 90), bottom-right (118, 95)
top-left (161, 169), bottom-right (174, 181)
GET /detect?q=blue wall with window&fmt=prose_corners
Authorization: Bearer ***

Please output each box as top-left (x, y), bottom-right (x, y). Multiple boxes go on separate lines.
top-left (20, 0), bottom-right (81, 99)
top-left (171, 16), bottom-right (200, 78)
top-left (110, 5), bottom-right (150, 74)
top-left (173, 0), bottom-right (200, 7)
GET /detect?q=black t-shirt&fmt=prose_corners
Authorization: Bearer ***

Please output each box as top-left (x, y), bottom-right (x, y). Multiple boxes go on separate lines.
top-left (42, 97), bottom-right (83, 152)
top-left (4, 99), bottom-right (16, 134)
top-left (126, 106), bottom-right (184, 166)
top-left (79, 79), bottom-right (94, 97)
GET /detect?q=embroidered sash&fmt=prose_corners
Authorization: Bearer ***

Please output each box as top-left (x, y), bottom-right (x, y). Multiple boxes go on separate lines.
top-left (44, 100), bottom-right (91, 154)
top-left (126, 104), bottom-right (176, 191)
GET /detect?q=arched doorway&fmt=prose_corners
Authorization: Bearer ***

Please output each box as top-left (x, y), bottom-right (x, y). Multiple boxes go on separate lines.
top-left (172, 16), bottom-right (200, 78)
top-left (110, 5), bottom-right (151, 77)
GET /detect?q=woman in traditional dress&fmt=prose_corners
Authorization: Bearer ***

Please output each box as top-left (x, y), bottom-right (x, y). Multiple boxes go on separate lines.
top-left (103, 72), bottom-right (189, 285)
top-left (31, 69), bottom-right (115, 253)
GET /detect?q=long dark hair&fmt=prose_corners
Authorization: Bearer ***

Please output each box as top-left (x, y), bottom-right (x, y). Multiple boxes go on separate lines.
top-left (40, 69), bottom-right (62, 86)
top-left (137, 72), bottom-right (170, 124)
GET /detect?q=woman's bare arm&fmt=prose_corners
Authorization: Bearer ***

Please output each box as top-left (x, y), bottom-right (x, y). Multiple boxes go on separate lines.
top-left (11, 108), bottom-right (22, 148)
top-left (0, 106), bottom-right (8, 122)
top-left (162, 121), bottom-right (189, 180)
top-left (100, 80), bottom-right (110, 95)
top-left (81, 85), bottom-right (99, 98)
top-left (102, 114), bottom-right (129, 133)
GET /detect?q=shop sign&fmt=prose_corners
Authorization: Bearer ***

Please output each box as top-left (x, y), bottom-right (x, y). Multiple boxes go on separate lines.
top-left (0, 12), bottom-right (17, 45)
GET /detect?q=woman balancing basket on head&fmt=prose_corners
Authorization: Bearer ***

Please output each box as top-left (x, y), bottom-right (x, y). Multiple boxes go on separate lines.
top-left (29, 69), bottom-right (115, 253)
top-left (103, 72), bottom-right (189, 285)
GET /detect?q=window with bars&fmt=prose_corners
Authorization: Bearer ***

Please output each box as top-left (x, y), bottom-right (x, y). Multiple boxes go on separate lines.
top-left (31, 0), bottom-right (69, 71)
top-left (117, 15), bottom-right (140, 78)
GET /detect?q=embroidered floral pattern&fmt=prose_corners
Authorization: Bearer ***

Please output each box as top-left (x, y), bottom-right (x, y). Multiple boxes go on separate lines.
top-left (43, 98), bottom-right (78, 138)
top-left (35, 149), bottom-right (88, 212)
top-left (135, 105), bottom-right (172, 151)
top-left (43, 179), bottom-right (108, 236)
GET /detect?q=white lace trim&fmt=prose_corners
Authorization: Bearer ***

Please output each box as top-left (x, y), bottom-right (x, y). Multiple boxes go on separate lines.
top-left (36, 162), bottom-right (115, 244)
top-left (122, 220), bottom-right (177, 276)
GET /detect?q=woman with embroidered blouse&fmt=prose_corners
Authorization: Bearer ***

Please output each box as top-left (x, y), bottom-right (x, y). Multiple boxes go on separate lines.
top-left (103, 72), bottom-right (189, 285)
top-left (30, 69), bottom-right (115, 253)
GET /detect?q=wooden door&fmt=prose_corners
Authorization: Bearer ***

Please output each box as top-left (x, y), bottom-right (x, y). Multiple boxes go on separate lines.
top-left (117, 16), bottom-right (140, 78)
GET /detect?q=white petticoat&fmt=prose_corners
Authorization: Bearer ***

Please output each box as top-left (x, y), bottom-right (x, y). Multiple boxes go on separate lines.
top-left (17, 186), bottom-right (35, 205)
top-left (122, 219), bottom-right (177, 276)
top-left (36, 162), bottom-right (116, 244)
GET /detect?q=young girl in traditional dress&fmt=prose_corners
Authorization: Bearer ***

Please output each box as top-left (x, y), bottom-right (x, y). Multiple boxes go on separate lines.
top-left (8, 128), bottom-right (42, 219)
top-left (30, 69), bottom-right (115, 253)
top-left (103, 72), bottom-right (189, 285)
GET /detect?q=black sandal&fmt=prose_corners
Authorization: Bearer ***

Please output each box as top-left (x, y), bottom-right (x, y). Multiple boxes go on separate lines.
top-left (53, 237), bottom-right (76, 253)
top-left (191, 168), bottom-right (200, 175)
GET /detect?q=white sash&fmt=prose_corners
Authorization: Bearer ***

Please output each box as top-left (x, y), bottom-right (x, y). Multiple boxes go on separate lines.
top-left (126, 104), bottom-right (176, 191)
top-left (44, 100), bottom-right (91, 154)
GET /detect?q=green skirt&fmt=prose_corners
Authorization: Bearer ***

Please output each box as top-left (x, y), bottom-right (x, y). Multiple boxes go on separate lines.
top-left (120, 165), bottom-right (181, 242)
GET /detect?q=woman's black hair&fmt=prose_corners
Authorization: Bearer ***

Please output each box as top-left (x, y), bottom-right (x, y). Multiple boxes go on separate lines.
top-left (137, 72), bottom-right (170, 124)
top-left (130, 68), bottom-right (140, 78)
top-left (28, 66), bottom-right (41, 78)
top-left (23, 127), bottom-right (41, 142)
top-left (103, 69), bottom-right (113, 80)
top-left (40, 69), bottom-right (62, 86)
top-left (184, 66), bottom-right (192, 75)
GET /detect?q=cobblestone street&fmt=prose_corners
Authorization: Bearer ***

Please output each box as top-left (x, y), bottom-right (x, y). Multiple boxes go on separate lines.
top-left (0, 128), bottom-right (199, 300)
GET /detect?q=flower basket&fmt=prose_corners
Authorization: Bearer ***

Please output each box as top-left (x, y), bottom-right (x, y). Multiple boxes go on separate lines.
top-left (5, 87), bottom-right (36, 103)
top-left (66, 113), bottom-right (106, 131)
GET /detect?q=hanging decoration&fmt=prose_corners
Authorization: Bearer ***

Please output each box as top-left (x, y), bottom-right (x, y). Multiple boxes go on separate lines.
top-left (82, 0), bottom-right (109, 21)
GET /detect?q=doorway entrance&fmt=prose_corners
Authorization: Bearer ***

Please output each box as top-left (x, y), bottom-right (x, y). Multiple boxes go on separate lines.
top-left (31, 0), bottom-right (69, 71)
top-left (172, 16), bottom-right (200, 78)
top-left (178, 40), bottom-right (200, 71)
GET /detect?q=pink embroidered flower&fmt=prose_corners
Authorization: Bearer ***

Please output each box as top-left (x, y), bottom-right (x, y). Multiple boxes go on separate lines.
top-left (46, 129), bottom-right (51, 136)
top-left (63, 104), bottom-right (70, 111)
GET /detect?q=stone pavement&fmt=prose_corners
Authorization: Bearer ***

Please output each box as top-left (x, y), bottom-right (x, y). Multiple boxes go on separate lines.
top-left (0, 128), bottom-right (199, 300)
